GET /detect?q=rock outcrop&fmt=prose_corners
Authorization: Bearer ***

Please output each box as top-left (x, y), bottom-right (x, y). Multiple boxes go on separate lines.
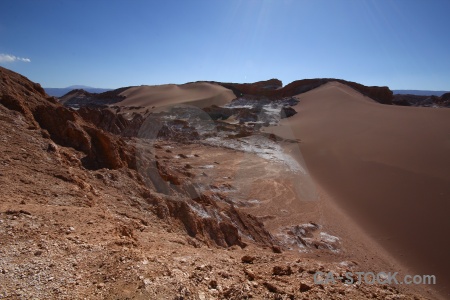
top-left (393, 93), bottom-right (450, 108)
top-left (442, 92), bottom-right (450, 101)
top-left (77, 107), bottom-right (144, 137)
top-left (213, 78), bottom-right (393, 104)
top-left (280, 106), bottom-right (297, 118)
top-left (440, 93), bottom-right (450, 107)
top-left (0, 66), bottom-right (273, 249)
top-left (217, 79), bottom-right (283, 98)
top-left (58, 87), bottom-right (130, 108)
top-left (151, 193), bottom-right (274, 248)
top-left (0, 66), bottom-right (132, 170)
top-left (202, 105), bottom-right (235, 120)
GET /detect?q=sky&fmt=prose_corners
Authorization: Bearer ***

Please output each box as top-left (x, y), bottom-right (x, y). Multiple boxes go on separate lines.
top-left (0, 0), bottom-right (449, 90)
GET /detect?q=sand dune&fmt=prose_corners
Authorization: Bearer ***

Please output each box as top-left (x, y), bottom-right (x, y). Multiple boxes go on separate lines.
top-left (263, 82), bottom-right (450, 298)
top-left (117, 82), bottom-right (236, 109)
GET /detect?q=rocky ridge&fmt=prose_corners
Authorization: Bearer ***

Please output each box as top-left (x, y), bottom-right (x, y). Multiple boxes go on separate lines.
top-left (211, 78), bottom-right (393, 105)
top-left (393, 93), bottom-right (450, 108)
top-left (0, 66), bottom-right (275, 250)
top-left (59, 78), bottom-right (393, 110)
top-left (58, 87), bottom-right (129, 108)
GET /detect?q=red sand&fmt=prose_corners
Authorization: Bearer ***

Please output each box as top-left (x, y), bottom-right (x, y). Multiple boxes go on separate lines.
top-left (263, 82), bottom-right (450, 298)
top-left (117, 82), bottom-right (235, 109)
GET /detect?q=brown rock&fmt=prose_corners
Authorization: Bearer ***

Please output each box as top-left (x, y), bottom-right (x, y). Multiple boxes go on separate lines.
top-left (243, 268), bottom-right (256, 280)
top-left (77, 107), bottom-right (144, 137)
top-left (47, 142), bottom-right (58, 152)
top-left (59, 87), bottom-right (127, 107)
top-left (280, 106), bottom-right (297, 118)
top-left (299, 282), bottom-right (312, 292)
top-left (272, 245), bottom-right (282, 253)
top-left (208, 280), bottom-right (217, 289)
top-left (263, 281), bottom-right (283, 294)
top-left (213, 78), bottom-right (393, 104)
top-left (0, 67), bottom-right (132, 170)
top-left (272, 265), bottom-right (292, 276)
top-left (202, 105), bottom-right (234, 120)
top-left (241, 255), bottom-right (255, 264)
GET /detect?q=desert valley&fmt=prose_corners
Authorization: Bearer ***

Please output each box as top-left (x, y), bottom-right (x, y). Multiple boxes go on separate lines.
top-left (0, 66), bottom-right (449, 299)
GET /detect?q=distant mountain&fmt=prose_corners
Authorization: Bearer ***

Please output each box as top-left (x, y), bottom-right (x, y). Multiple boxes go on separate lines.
top-left (393, 92), bottom-right (450, 108)
top-left (44, 86), bottom-right (112, 97)
top-left (393, 90), bottom-right (449, 96)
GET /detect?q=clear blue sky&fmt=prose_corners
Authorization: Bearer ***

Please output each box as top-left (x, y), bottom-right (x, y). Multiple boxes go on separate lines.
top-left (1, 0), bottom-right (449, 90)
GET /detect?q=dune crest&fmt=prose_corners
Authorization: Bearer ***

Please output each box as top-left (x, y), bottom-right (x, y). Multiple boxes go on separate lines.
top-left (117, 82), bottom-right (236, 109)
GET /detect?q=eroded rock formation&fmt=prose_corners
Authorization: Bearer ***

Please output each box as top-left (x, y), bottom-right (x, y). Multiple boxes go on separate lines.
top-left (77, 107), bottom-right (144, 137)
top-left (393, 93), bottom-right (450, 107)
top-left (0, 66), bottom-right (274, 249)
top-left (0, 67), bottom-right (132, 170)
top-left (214, 78), bottom-right (393, 104)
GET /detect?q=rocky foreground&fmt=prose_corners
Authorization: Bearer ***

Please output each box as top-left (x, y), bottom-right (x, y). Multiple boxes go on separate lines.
top-left (0, 67), bottom-right (430, 299)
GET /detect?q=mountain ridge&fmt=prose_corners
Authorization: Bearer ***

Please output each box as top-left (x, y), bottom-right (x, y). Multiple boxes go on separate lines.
top-left (44, 86), bottom-right (112, 97)
top-left (58, 78), bottom-right (394, 110)
top-left (393, 90), bottom-right (449, 96)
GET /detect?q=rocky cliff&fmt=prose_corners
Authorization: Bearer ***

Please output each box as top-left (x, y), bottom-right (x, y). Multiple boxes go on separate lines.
top-left (0, 67), bottom-right (133, 170)
top-left (77, 107), bottom-right (144, 137)
top-left (216, 79), bottom-right (283, 98)
top-left (393, 93), bottom-right (450, 108)
top-left (0, 66), bottom-right (274, 249)
top-left (58, 87), bottom-right (129, 108)
top-left (214, 78), bottom-right (393, 104)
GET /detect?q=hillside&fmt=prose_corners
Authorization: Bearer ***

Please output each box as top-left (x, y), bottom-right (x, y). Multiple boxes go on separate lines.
top-left (0, 66), bottom-right (441, 299)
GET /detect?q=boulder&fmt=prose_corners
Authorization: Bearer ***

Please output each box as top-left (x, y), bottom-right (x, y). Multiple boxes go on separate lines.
top-left (280, 106), bottom-right (297, 118)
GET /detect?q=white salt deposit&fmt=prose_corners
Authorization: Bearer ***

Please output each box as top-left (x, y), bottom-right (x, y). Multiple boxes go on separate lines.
top-left (203, 135), bottom-right (306, 174)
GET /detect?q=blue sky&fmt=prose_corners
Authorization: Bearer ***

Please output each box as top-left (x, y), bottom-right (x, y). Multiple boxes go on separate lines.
top-left (0, 0), bottom-right (449, 90)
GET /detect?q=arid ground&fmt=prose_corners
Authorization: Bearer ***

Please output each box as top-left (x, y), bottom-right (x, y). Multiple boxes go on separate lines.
top-left (1, 66), bottom-right (448, 299)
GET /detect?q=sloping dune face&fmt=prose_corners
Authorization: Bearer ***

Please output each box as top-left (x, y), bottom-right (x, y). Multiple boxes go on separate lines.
top-left (117, 82), bottom-right (236, 109)
top-left (264, 82), bottom-right (450, 297)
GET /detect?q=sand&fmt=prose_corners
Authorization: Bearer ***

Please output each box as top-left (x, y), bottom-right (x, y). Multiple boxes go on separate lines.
top-left (263, 82), bottom-right (450, 298)
top-left (117, 82), bottom-right (236, 110)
